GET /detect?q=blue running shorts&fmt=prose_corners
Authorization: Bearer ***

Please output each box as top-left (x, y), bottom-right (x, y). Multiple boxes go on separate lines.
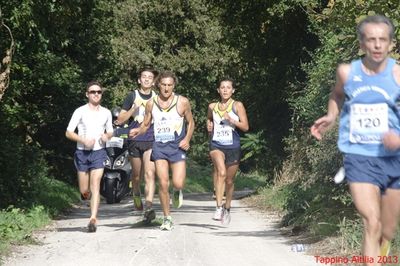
top-left (151, 142), bottom-right (186, 163)
top-left (74, 149), bottom-right (107, 172)
top-left (344, 153), bottom-right (400, 192)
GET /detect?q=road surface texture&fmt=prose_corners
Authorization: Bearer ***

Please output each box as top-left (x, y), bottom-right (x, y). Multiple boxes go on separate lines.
top-left (4, 191), bottom-right (318, 266)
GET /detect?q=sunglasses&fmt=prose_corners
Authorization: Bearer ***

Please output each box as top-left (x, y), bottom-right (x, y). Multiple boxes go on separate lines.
top-left (88, 90), bottom-right (102, 95)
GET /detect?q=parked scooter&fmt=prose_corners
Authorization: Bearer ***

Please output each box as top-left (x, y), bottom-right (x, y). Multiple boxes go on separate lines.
top-left (100, 107), bottom-right (131, 204)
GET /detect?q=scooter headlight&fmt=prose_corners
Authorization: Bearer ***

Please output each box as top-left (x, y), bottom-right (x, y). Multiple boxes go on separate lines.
top-left (113, 153), bottom-right (126, 169)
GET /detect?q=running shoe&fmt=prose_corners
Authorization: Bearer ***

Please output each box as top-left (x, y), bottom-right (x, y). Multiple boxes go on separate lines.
top-left (133, 195), bottom-right (143, 211)
top-left (221, 207), bottom-right (231, 225)
top-left (212, 189), bottom-right (216, 199)
top-left (213, 206), bottom-right (223, 221)
top-left (172, 190), bottom-right (183, 208)
top-left (143, 208), bottom-right (156, 224)
top-left (160, 216), bottom-right (173, 231)
top-left (87, 218), bottom-right (97, 233)
top-left (380, 239), bottom-right (391, 256)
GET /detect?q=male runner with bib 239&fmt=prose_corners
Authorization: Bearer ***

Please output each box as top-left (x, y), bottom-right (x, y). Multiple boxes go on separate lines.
top-left (129, 71), bottom-right (195, 231)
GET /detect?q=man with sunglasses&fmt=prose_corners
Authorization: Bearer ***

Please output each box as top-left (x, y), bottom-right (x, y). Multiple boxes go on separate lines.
top-left (66, 81), bottom-right (113, 233)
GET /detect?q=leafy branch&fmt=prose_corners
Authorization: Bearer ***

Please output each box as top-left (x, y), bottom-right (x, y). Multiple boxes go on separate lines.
top-left (0, 7), bottom-right (15, 101)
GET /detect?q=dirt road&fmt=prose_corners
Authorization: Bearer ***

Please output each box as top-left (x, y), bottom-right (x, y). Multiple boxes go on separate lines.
top-left (4, 192), bottom-right (318, 266)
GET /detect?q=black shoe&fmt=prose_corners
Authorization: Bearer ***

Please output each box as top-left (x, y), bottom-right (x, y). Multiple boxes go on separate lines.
top-left (87, 218), bottom-right (97, 233)
top-left (143, 208), bottom-right (156, 224)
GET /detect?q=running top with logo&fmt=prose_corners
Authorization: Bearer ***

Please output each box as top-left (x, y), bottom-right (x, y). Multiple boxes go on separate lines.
top-left (210, 99), bottom-right (241, 149)
top-left (338, 58), bottom-right (400, 157)
top-left (66, 104), bottom-right (113, 151)
top-left (122, 89), bottom-right (156, 141)
top-left (152, 94), bottom-right (185, 145)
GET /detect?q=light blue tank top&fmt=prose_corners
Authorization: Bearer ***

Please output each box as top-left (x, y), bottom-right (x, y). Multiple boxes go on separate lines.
top-left (338, 58), bottom-right (400, 157)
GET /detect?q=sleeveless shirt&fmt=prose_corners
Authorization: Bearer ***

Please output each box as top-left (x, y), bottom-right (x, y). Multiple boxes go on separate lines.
top-left (211, 99), bottom-right (241, 149)
top-left (338, 58), bottom-right (400, 156)
top-left (152, 94), bottom-right (185, 144)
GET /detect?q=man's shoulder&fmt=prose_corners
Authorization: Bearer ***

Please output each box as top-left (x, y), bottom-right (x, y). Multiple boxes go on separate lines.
top-left (337, 62), bottom-right (352, 71)
top-left (392, 60), bottom-right (400, 71)
top-left (208, 102), bottom-right (217, 108)
top-left (124, 90), bottom-right (136, 99)
top-left (99, 105), bottom-right (111, 114)
top-left (337, 63), bottom-right (352, 80)
top-left (391, 60), bottom-right (400, 85)
top-left (177, 94), bottom-right (190, 105)
top-left (75, 104), bottom-right (88, 112)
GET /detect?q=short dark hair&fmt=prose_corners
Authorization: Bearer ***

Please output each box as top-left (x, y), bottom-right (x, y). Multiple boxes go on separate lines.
top-left (155, 71), bottom-right (178, 87)
top-left (357, 15), bottom-right (395, 41)
top-left (137, 65), bottom-right (158, 79)
top-left (86, 81), bottom-right (102, 91)
top-left (218, 77), bottom-right (236, 88)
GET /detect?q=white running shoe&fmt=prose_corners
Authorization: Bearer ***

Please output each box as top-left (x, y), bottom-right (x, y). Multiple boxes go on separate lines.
top-left (160, 216), bottom-right (173, 231)
top-left (221, 208), bottom-right (231, 225)
top-left (213, 206), bottom-right (223, 221)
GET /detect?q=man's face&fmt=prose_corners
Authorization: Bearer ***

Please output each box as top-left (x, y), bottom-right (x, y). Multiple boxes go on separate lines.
top-left (360, 22), bottom-right (393, 64)
top-left (158, 77), bottom-right (175, 98)
top-left (86, 85), bottom-right (102, 104)
top-left (138, 71), bottom-right (155, 89)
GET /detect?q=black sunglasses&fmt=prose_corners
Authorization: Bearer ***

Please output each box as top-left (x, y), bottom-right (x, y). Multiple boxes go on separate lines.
top-left (88, 90), bottom-right (102, 95)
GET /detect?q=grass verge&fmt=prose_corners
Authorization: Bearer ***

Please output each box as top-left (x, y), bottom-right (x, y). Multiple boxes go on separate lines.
top-left (0, 176), bottom-right (78, 261)
top-left (184, 159), bottom-right (266, 193)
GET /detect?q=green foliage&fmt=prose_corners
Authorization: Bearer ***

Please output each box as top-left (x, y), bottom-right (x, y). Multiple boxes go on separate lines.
top-left (337, 216), bottom-right (363, 254)
top-left (184, 159), bottom-right (266, 193)
top-left (0, 173), bottom-right (77, 257)
top-left (240, 130), bottom-right (280, 178)
top-left (213, 0), bottom-right (318, 167)
top-left (184, 159), bottom-right (213, 192)
top-left (0, 206), bottom-right (50, 257)
top-left (111, 0), bottom-right (239, 151)
top-left (241, 131), bottom-right (267, 162)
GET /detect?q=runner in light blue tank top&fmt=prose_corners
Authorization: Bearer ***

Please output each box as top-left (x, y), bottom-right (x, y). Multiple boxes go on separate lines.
top-left (338, 58), bottom-right (400, 157)
top-left (311, 15), bottom-right (400, 261)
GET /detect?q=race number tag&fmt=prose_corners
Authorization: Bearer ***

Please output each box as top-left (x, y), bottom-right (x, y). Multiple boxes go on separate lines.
top-left (213, 123), bottom-right (233, 145)
top-left (154, 120), bottom-right (175, 142)
top-left (349, 103), bottom-right (388, 144)
top-left (106, 137), bottom-right (124, 148)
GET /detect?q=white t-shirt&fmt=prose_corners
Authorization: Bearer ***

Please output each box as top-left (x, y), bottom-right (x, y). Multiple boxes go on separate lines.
top-left (67, 104), bottom-right (113, 150)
